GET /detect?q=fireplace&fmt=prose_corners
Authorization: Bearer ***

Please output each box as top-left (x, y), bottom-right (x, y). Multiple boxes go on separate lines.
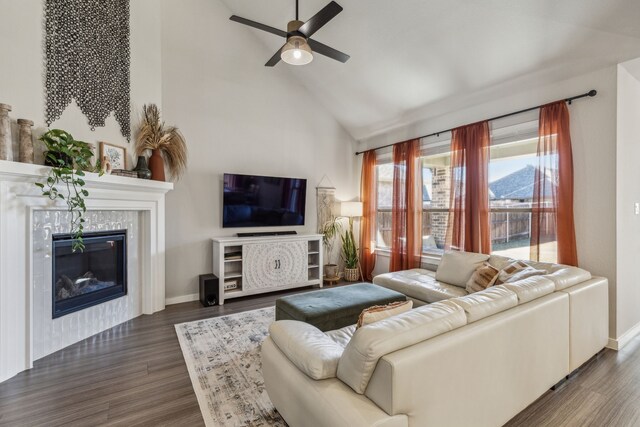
top-left (52, 230), bottom-right (127, 319)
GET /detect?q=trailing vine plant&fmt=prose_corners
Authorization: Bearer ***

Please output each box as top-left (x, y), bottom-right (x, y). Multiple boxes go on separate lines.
top-left (35, 129), bottom-right (102, 252)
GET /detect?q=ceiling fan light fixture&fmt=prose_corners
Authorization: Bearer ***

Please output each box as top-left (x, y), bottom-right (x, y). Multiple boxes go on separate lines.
top-left (281, 35), bottom-right (313, 65)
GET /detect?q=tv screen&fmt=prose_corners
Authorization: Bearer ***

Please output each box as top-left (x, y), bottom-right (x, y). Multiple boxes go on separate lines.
top-left (223, 173), bottom-right (307, 228)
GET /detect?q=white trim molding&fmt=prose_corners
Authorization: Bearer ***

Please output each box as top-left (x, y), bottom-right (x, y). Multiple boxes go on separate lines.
top-left (0, 160), bottom-right (172, 382)
top-left (166, 293), bottom-right (200, 305)
top-left (607, 321), bottom-right (640, 351)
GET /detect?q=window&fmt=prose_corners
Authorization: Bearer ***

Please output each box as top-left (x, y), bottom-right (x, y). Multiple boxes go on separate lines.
top-left (488, 138), bottom-right (555, 260)
top-left (375, 156), bottom-right (449, 255)
top-left (421, 151), bottom-right (451, 256)
top-left (373, 120), bottom-right (558, 263)
top-left (375, 163), bottom-right (393, 250)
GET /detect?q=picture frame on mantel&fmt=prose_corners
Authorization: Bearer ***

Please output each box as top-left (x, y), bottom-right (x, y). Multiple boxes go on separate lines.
top-left (100, 142), bottom-right (127, 170)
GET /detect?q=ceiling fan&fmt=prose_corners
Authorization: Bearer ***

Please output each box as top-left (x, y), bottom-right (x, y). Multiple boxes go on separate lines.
top-left (229, 0), bottom-right (350, 66)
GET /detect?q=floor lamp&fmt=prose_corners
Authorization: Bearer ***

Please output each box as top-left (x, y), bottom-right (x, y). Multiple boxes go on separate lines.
top-left (338, 201), bottom-right (363, 281)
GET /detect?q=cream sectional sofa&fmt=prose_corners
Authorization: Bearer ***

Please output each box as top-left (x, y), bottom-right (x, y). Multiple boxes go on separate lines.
top-left (262, 252), bottom-right (608, 427)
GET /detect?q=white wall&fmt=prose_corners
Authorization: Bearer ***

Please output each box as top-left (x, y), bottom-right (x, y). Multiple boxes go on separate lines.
top-left (0, 0), bottom-right (162, 166)
top-left (616, 59), bottom-right (640, 341)
top-left (361, 66), bottom-right (619, 339)
top-left (160, 0), bottom-right (359, 301)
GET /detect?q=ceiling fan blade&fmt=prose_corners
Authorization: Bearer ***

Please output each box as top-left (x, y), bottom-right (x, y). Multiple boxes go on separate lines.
top-left (229, 15), bottom-right (287, 38)
top-left (265, 46), bottom-right (284, 67)
top-left (308, 39), bottom-right (350, 63)
top-left (298, 1), bottom-right (343, 38)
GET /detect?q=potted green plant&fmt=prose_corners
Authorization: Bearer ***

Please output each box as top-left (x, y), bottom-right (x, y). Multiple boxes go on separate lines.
top-left (321, 217), bottom-right (342, 281)
top-left (35, 129), bottom-right (101, 252)
top-left (341, 227), bottom-right (359, 281)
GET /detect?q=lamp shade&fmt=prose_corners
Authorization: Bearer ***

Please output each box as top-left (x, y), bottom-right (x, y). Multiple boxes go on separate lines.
top-left (339, 201), bottom-right (363, 218)
top-left (281, 36), bottom-right (313, 66)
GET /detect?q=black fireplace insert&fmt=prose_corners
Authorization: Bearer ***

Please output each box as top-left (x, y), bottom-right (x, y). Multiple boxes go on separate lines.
top-left (52, 230), bottom-right (127, 318)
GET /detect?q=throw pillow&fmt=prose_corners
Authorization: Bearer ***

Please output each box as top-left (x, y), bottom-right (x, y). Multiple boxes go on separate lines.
top-left (465, 262), bottom-right (500, 293)
top-left (435, 251), bottom-right (490, 288)
top-left (495, 260), bottom-right (546, 284)
top-left (356, 300), bottom-right (413, 329)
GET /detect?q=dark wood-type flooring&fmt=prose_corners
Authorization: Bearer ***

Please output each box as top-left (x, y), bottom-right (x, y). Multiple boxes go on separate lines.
top-left (0, 284), bottom-right (639, 427)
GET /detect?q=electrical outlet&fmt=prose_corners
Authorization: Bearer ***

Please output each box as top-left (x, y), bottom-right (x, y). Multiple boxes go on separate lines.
top-left (635, 203), bottom-right (640, 215)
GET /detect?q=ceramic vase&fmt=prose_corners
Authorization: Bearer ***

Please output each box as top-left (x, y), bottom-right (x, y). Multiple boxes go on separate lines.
top-left (149, 149), bottom-right (165, 182)
top-left (17, 119), bottom-right (34, 164)
top-left (324, 264), bottom-right (339, 279)
top-left (132, 155), bottom-right (152, 179)
top-left (101, 155), bottom-right (112, 174)
top-left (0, 103), bottom-right (12, 161)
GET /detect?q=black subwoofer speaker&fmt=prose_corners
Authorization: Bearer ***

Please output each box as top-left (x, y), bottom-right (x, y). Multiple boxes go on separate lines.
top-left (199, 274), bottom-right (219, 307)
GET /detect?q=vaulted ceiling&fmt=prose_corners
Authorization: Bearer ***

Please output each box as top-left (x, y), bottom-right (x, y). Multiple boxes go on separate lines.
top-left (220, 0), bottom-right (640, 140)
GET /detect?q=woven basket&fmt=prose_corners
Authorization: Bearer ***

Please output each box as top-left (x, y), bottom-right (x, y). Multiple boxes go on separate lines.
top-left (344, 268), bottom-right (359, 282)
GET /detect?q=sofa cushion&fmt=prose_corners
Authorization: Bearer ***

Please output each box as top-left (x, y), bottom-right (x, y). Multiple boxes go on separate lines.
top-left (436, 251), bottom-right (490, 288)
top-left (543, 267), bottom-right (592, 290)
top-left (373, 269), bottom-right (468, 303)
top-left (337, 301), bottom-right (466, 394)
top-left (495, 260), bottom-right (546, 284)
top-left (445, 285), bottom-right (518, 323)
top-left (326, 324), bottom-right (356, 348)
top-left (357, 300), bottom-right (413, 329)
top-left (269, 320), bottom-right (345, 380)
top-left (466, 263), bottom-right (500, 293)
top-left (502, 276), bottom-right (556, 304)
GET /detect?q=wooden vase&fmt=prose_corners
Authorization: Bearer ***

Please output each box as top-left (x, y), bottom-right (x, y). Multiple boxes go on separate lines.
top-left (149, 149), bottom-right (165, 182)
top-left (0, 103), bottom-right (12, 161)
top-left (17, 119), bottom-right (34, 164)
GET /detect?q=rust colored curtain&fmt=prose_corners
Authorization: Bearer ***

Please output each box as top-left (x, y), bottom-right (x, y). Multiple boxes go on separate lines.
top-left (390, 139), bottom-right (422, 271)
top-left (446, 121), bottom-right (491, 253)
top-left (531, 101), bottom-right (577, 265)
top-left (359, 150), bottom-right (377, 280)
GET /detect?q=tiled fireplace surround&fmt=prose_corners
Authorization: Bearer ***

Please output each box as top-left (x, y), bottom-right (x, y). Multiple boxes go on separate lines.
top-left (0, 160), bottom-right (172, 382)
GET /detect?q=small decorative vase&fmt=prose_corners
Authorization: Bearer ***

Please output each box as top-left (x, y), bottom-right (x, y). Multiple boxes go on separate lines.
top-left (101, 155), bottom-right (112, 174)
top-left (132, 155), bottom-right (152, 179)
top-left (17, 119), bottom-right (34, 164)
top-left (0, 103), bottom-right (12, 161)
top-left (344, 267), bottom-right (360, 282)
top-left (148, 149), bottom-right (165, 182)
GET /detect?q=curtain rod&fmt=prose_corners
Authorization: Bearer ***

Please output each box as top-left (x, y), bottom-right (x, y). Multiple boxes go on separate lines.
top-left (354, 89), bottom-right (597, 156)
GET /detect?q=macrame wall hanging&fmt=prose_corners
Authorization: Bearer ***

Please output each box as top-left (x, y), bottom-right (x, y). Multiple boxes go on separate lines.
top-left (44, 0), bottom-right (131, 140)
top-left (316, 174), bottom-right (337, 232)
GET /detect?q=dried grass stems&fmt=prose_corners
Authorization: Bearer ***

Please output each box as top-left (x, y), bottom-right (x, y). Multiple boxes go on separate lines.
top-left (135, 104), bottom-right (187, 180)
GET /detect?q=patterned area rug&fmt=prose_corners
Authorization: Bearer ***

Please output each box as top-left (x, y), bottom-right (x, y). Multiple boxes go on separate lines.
top-left (175, 307), bottom-right (286, 426)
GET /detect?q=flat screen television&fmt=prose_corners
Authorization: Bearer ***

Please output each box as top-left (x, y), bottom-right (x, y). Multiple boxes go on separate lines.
top-left (223, 173), bottom-right (307, 228)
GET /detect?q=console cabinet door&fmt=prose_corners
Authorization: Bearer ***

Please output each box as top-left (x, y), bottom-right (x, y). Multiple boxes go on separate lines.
top-left (243, 241), bottom-right (308, 290)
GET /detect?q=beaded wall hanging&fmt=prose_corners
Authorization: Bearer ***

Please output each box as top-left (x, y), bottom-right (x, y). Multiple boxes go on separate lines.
top-left (44, 0), bottom-right (131, 140)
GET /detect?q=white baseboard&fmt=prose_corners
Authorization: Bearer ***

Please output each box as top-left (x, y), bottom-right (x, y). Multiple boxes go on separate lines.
top-left (606, 320), bottom-right (640, 350)
top-left (166, 293), bottom-right (199, 305)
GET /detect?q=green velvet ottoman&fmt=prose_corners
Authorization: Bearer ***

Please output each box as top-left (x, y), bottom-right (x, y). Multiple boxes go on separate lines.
top-left (275, 283), bottom-right (407, 332)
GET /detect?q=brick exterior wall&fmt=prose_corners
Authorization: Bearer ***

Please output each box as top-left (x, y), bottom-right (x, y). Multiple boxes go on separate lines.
top-left (429, 167), bottom-right (450, 248)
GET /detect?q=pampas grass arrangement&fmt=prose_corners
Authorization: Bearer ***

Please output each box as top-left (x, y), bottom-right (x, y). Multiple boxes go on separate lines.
top-left (135, 104), bottom-right (187, 180)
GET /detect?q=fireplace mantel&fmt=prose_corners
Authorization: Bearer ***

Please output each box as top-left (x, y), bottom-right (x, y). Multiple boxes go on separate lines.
top-left (0, 159), bottom-right (173, 192)
top-left (0, 160), bottom-right (173, 382)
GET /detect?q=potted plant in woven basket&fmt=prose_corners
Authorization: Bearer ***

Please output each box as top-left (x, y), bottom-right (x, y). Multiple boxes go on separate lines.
top-left (341, 228), bottom-right (359, 281)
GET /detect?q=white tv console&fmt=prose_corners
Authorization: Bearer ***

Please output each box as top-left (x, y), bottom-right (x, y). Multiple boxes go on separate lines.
top-left (212, 234), bottom-right (323, 305)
